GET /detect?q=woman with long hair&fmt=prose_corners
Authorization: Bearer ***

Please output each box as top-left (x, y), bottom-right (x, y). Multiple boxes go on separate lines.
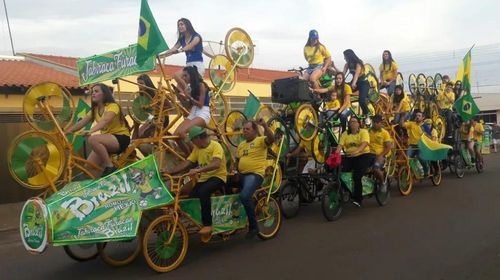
top-left (392, 85), bottom-right (410, 124)
top-left (303, 30), bottom-right (336, 89)
top-left (162, 18), bottom-right (207, 76)
top-left (174, 65), bottom-right (211, 155)
top-left (336, 116), bottom-right (374, 207)
top-left (65, 84), bottom-right (130, 177)
top-left (379, 50), bottom-right (398, 95)
top-left (343, 49), bottom-right (370, 118)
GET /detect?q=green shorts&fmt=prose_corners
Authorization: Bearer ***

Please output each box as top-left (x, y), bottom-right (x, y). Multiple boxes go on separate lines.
top-left (474, 141), bottom-right (482, 149)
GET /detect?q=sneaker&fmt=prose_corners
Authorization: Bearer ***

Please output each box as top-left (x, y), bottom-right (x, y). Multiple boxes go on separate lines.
top-left (102, 166), bottom-right (117, 177)
top-left (198, 226), bottom-right (212, 235)
top-left (245, 227), bottom-right (259, 239)
top-left (351, 200), bottom-right (362, 208)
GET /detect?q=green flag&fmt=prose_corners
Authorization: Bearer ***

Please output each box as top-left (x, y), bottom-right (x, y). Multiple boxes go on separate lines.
top-left (454, 93), bottom-right (480, 122)
top-left (456, 48), bottom-right (472, 94)
top-left (136, 0), bottom-right (168, 66)
top-left (243, 92), bottom-right (261, 118)
top-left (68, 99), bottom-right (92, 152)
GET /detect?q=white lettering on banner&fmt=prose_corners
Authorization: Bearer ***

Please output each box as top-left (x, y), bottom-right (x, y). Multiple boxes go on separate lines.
top-left (23, 224), bottom-right (43, 239)
top-left (81, 52), bottom-right (138, 82)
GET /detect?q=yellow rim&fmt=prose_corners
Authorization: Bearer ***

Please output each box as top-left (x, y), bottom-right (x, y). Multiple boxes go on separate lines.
top-left (294, 104), bottom-right (318, 142)
top-left (209, 55), bottom-right (237, 93)
top-left (98, 227), bottom-right (143, 267)
top-left (224, 27), bottom-right (254, 68)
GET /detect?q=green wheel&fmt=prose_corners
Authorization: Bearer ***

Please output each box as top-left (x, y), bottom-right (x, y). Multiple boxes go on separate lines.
top-left (209, 55), bottom-right (237, 93)
top-left (128, 92), bottom-right (153, 123)
top-left (256, 196), bottom-right (282, 240)
top-left (397, 165), bottom-right (413, 196)
top-left (367, 73), bottom-right (380, 103)
top-left (321, 182), bottom-right (342, 221)
top-left (224, 28), bottom-right (254, 68)
top-left (267, 117), bottom-right (291, 159)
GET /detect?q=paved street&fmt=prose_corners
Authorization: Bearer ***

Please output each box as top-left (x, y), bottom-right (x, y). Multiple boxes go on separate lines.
top-left (1, 155), bottom-right (499, 280)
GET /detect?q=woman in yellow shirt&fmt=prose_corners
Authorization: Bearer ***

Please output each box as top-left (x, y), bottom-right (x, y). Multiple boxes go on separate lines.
top-left (235, 119), bottom-right (274, 238)
top-left (379, 50), bottom-right (398, 95)
top-left (336, 116), bottom-right (374, 207)
top-left (65, 84), bottom-right (130, 177)
top-left (392, 85), bottom-right (410, 123)
top-left (303, 30), bottom-right (336, 89)
top-left (312, 72), bottom-right (353, 131)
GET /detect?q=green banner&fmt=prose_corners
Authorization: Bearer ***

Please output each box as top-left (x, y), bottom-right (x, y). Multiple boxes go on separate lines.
top-left (66, 99), bottom-right (92, 152)
top-left (340, 172), bottom-right (375, 196)
top-left (77, 44), bottom-right (155, 86)
top-left (43, 156), bottom-right (173, 245)
top-left (482, 125), bottom-right (492, 154)
top-left (180, 194), bottom-right (247, 234)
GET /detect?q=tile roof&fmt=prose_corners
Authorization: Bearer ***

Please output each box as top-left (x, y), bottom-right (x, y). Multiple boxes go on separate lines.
top-left (1, 53), bottom-right (296, 89)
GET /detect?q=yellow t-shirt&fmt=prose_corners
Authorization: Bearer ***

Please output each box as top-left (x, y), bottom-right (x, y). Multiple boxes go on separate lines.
top-left (237, 136), bottom-right (269, 177)
top-left (324, 99), bottom-right (340, 110)
top-left (369, 128), bottom-right (392, 156)
top-left (87, 103), bottom-right (130, 136)
top-left (437, 90), bottom-right (455, 110)
top-left (304, 44), bottom-right (331, 65)
top-left (473, 123), bottom-right (484, 142)
top-left (379, 61), bottom-right (398, 82)
top-left (187, 140), bottom-right (227, 183)
top-left (327, 84), bottom-right (352, 107)
top-left (403, 121), bottom-right (423, 145)
top-left (393, 94), bottom-right (411, 112)
top-left (339, 129), bottom-right (370, 156)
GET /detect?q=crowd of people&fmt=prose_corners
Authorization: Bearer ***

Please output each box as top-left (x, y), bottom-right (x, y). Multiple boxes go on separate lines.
top-left (64, 22), bottom-right (486, 236)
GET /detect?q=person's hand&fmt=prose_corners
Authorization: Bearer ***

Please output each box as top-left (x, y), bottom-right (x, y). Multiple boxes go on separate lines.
top-left (351, 83), bottom-right (357, 90)
top-left (257, 118), bottom-right (267, 127)
top-left (187, 168), bottom-right (199, 177)
top-left (80, 130), bottom-right (91, 136)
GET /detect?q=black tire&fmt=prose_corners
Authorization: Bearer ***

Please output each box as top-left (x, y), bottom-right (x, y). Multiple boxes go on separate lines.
top-left (63, 244), bottom-right (99, 262)
top-left (321, 182), bottom-right (343, 222)
top-left (430, 161), bottom-right (442, 186)
top-left (279, 180), bottom-right (300, 219)
top-left (454, 154), bottom-right (465, 178)
top-left (375, 178), bottom-right (391, 206)
top-left (97, 227), bottom-right (143, 267)
top-left (476, 157), bottom-right (484, 173)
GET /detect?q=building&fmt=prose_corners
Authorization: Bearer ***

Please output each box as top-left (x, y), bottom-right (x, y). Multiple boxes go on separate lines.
top-left (0, 53), bottom-right (294, 204)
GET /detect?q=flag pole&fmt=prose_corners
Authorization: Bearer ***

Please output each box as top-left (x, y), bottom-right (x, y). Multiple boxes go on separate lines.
top-left (2, 0), bottom-right (15, 55)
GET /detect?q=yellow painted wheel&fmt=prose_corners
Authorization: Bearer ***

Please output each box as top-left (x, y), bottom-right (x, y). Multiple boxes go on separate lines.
top-left (209, 55), bottom-right (237, 93)
top-left (209, 92), bottom-right (228, 127)
top-left (267, 117), bottom-right (290, 159)
top-left (262, 159), bottom-right (282, 194)
top-left (434, 73), bottom-right (443, 92)
top-left (8, 131), bottom-right (65, 190)
top-left (224, 110), bottom-right (247, 147)
top-left (398, 165), bottom-right (413, 196)
top-left (143, 216), bottom-right (188, 273)
top-left (408, 73), bottom-right (417, 95)
top-left (364, 63), bottom-right (377, 78)
top-left (416, 73), bottom-right (427, 97)
top-left (256, 196), bottom-right (282, 240)
top-left (311, 130), bottom-right (331, 164)
top-left (426, 76), bottom-right (435, 96)
top-left (98, 227), bottom-right (143, 267)
top-left (23, 82), bottom-right (75, 134)
top-left (128, 92), bottom-right (153, 124)
top-left (224, 27), bottom-right (254, 68)
top-left (294, 104), bottom-right (318, 142)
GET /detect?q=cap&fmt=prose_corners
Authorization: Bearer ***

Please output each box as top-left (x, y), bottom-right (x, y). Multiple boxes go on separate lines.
top-left (187, 126), bottom-right (205, 142)
top-left (309, 29), bottom-right (319, 40)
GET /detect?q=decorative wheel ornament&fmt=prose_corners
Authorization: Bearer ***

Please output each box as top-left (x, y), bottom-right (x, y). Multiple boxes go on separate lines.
top-left (209, 55), bottom-right (237, 93)
top-left (224, 28), bottom-right (254, 68)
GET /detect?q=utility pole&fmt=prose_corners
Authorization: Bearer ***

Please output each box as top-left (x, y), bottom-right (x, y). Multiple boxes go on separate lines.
top-left (3, 0), bottom-right (15, 55)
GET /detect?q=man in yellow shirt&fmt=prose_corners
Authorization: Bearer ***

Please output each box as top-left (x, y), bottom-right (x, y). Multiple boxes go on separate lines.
top-left (437, 82), bottom-right (456, 140)
top-left (379, 50), bottom-right (398, 95)
top-left (401, 110), bottom-right (429, 176)
top-left (471, 117), bottom-right (484, 165)
top-left (166, 126), bottom-right (227, 236)
top-left (369, 115), bottom-right (392, 189)
top-left (303, 29), bottom-right (335, 89)
top-left (236, 118), bottom-right (274, 238)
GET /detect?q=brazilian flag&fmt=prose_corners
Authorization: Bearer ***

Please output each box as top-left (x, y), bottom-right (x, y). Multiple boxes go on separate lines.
top-left (136, 0), bottom-right (168, 66)
top-left (454, 92), bottom-right (480, 122)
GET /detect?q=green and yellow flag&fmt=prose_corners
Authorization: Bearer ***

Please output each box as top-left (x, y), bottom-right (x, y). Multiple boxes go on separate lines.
top-left (454, 92), bottom-right (480, 122)
top-left (455, 47), bottom-right (472, 94)
top-left (136, 0), bottom-right (168, 66)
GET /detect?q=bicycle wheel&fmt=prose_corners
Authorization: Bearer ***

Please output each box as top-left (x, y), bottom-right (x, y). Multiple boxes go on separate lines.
top-left (408, 73), bottom-right (417, 95)
top-left (128, 92), bottom-right (153, 123)
top-left (367, 73), bottom-right (380, 103)
top-left (267, 117), bottom-right (290, 159)
top-left (433, 115), bottom-right (446, 142)
top-left (311, 129), bottom-right (331, 164)
top-left (279, 180), bottom-right (300, 219)
top-left (364, 63), bottom-right (377, 77)
top-left (256, 196), bottom-right (282, 240)
top-left (23, 82), bottom-right (75, 134)
top-left (321, 182), bottom-right (342, 222)
top-left (430, 161), bottom-right (442, 186)
top-left (63, 244), bottom-right (99, 262)
top-left (8, 131), bottom-right (65, 190)
top-left (476, 157), bottom-right (484, 173)
top-left (143, 216), bottom-right (188, 273)
top-left (295, 104), bottom-right (318, 142)
top-left (225, 28), bottom-right (254, 68)
top-left (255, 105), bottom-right (275, 124)
top-left (209, 54), bottom-right (236, 93)
top-left (224, 110), bottom-right (247, 147)
top-left (98, 228), bottom-right (143, 267)
top-left (416, 73), bottom-right (427, 96)
top-left (397, 165), bottom-right (413, 196)
top-left (434, 73), bottom-right (443, 91)
top-left (426, 76), bottom-right (435, 96)
top-left (209, 91), bottom-right (228, 127)
top-left (375, 178), bottom-right (391, 206)
top-left (396, 72), bottom-right (404, 87)
top-left (262, 159), bottom-right (282, 194)
top-left (454, 154), bottom-right (465, 178)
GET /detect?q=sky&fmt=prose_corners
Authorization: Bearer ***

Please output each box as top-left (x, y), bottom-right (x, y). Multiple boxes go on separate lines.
top-left (1, 0), bottom-right (499, 109)
top-left (1, 0), bottom-right (499, 69)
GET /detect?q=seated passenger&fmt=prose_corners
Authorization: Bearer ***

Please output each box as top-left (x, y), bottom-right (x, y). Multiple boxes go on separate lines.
top-left (286, 139), bottom-right (316, 174)
top-left (437, 82), bottom-right (455, 141)
top-left (165, 126), bottom-right (227, 236)
top-left (392, 85), bottom-right (410, 124)
top-left (336, 116), bottom-right (374, 207)
top-left (460, 120), bottom-right (475, 165)
top-left (303, 30), bottom-right (336, 89)
top-left (471, 117), bottom-right (484, 165)
top-left (401, 110), bottom-right (429, 177)
top-left (65, 83), bottom-right (130, 178)
top-left (368, 115), bottom-right (392, 190)
top-left (235, 119), bottom-right (274, 239)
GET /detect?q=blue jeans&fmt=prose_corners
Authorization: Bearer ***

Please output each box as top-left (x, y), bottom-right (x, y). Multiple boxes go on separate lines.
top-left (356, 80), bottom-right (370, 115)
top-left (407, 145), bottom-right (428, 175)
top-left (340, 109), bottom-right (352, 132)
top-left (237, 173), bottom-right (263, 230)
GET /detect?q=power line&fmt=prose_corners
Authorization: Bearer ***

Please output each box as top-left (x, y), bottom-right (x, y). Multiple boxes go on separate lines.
top-left (2, 0), bottom-right (14, 55)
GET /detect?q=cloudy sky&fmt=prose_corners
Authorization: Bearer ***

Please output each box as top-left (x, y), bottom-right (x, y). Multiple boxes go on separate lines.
top-left (1, 0), bottom-right (499, 70)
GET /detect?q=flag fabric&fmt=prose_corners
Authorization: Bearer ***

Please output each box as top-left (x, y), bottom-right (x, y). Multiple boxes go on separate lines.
top-left (417, 134), bottom-right (452, 161)
top-left (454, 92), bottom-right (480, 122)
top-left (136, 0), bottom-right (168, 66)
top-left (69, 99), bottom-right (92, 152)
top-left (455, 48), bottom-right (472, 93)
top-left (243, 92), bottom-right (261, 118)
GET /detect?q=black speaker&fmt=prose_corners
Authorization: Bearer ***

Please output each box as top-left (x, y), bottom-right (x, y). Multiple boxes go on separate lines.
top-left (271, 77), bottom-right (313, 104)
